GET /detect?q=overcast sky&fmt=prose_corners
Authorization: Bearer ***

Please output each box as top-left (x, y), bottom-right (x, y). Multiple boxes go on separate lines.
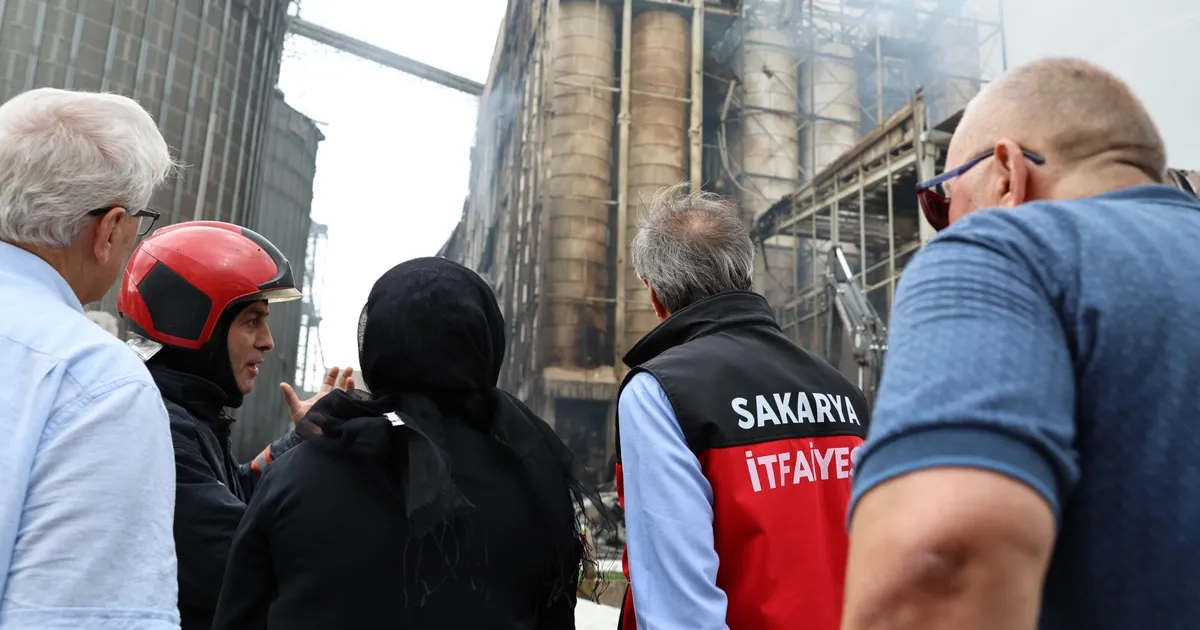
top-left (278, 0), bottom-right (1200, 377)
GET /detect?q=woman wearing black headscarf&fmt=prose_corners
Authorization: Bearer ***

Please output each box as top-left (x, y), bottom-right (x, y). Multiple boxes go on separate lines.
top-left (211, 258), bottom-right (589, 629)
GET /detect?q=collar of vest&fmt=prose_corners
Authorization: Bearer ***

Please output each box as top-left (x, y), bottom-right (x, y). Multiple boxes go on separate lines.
top-left (623, 290), bottom-right (778, 368)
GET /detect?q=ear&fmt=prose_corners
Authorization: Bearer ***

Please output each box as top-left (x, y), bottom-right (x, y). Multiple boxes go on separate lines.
top-left (645, 279), bottom-right (670, 320)
top-left (91, 207), bottom-right (127, 265)
top-left (992, 139), bottom-right (1029, 208)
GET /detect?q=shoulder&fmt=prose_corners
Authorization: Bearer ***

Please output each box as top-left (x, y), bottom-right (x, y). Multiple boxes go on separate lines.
top-left (1, 308), bottom-right (156, 415)
top-left (618, 371), bottom-right (667, 407)
top-left (927, 205), bottom-right (1076, 268)
top-left (250, 442), bottom-right (335, 507)
top-left (60, 316), bottom-right (158, 401)
top-left (164, 400), bottom-right (203, 439)
top-left (900, 206), bottom-right (1081, 312)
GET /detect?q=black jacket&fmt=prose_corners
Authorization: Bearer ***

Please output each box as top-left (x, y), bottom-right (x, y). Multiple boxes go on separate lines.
top-left (210, 394), bottom-right (580, 630)
top-left (150, 365), bottom-right (301, 630)
top-left (212, 257), bottom-right (585, 630)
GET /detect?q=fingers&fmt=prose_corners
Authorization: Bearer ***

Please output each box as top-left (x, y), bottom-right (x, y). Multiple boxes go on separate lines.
top-left (280, 382), bottom-right (301, 411)
top-left (345, 376), bottom-right (356, 391)
top-left (334, 367), bottom-right (355, 391)
top-left (321, 366), bottom-right (341, 391)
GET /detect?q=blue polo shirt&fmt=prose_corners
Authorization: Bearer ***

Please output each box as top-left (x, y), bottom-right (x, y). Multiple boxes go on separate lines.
top-left (851, 185), bottom-right (1200, 629)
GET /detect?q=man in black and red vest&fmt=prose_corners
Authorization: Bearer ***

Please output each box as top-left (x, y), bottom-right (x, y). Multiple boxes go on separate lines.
top-left (615, 183), bottom-right (870, 630)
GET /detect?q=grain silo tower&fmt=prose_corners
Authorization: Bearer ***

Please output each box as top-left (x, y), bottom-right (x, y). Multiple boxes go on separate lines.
top-left (0, 0), bottom-right (294, 316)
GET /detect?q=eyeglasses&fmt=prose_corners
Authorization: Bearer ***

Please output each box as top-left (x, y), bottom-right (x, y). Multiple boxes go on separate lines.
top-left (915, 148), bottom-right (1046, 232)
top-left (88, 206), bottom-right (161, 237)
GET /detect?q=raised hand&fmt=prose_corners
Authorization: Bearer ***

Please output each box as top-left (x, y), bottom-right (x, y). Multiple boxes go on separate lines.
top-left (280, 366), bottom-right (356, 424)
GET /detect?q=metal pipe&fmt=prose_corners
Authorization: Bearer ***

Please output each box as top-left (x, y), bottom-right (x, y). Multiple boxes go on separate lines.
top-left (613, 0), bottom-right (633, 369)
top-left (172, 0), bottom-right (213, 226)
top-left (195, 0), bottom-right (233, 221)
top-left (858, 160), bottom-right (866, 281)
top-left (874, 34), bottom-right (884, 125)
top-left (229, 6), bottom-right (265, 227)
top-left (64, 0), bottom-right (84, 89)
top-left (914, 95), bottom-right (938, 244)
top-left (215, 13), bottom-right (250, 222)
top-left (23, 1), bottom-right (46, 91)
top-left (242, 2), bottom-right (284, 228)
top-left (885, 129), bottom-right (897, 306)
top-left (100, 2), bottom-right (123, 92)
top-left (286, 15), bottom-right (483, 96)
top-left (999, 0), bottom-right (1008, 72)
top-left (133, 0), bottom-right (157, 101)
top-left (689, 0), bottom-right (704, 187)
top-left (158, 0), bottom-right (186, 130)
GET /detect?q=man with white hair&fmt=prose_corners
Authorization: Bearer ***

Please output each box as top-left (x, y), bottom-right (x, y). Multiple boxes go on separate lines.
top-left (614, 183), bottom-right (870, 630)
top-left (0, 88), bottom-right (180, 628)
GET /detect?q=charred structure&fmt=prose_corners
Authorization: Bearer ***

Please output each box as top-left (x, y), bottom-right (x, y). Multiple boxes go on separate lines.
top-left (441, 0), bottom-right (1007, 484)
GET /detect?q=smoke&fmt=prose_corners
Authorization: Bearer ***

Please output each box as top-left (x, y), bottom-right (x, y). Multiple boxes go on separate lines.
top-left (1002, 0), bottom-right (1200, 167)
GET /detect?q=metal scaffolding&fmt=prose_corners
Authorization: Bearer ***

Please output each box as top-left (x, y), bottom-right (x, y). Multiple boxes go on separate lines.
top-left (295, 221), bottom-right (328, 394)
top-left (724, 0), bottom-right (1005, 391)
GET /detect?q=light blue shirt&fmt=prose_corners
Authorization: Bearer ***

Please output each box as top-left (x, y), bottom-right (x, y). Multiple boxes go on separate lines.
top-left (0, 242), bottom-right (179, 629)
top-left (618, 371), bottom-right (729, 630)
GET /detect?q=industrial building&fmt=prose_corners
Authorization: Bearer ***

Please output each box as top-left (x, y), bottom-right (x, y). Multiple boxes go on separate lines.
top-left (440, 0), bottom-right (1008, 482)
top-left (0, 0), bottom-right (329, 451)
top-left (0, 0), bottom-right (296, 313)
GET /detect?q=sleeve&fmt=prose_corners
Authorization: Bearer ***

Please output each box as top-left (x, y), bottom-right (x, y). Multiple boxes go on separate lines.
top-left (236, 430), bottom-right (303, 495)
top-left (172, 420), bottom-right (250, 619)
top-left (849, 219), bottom-right (1081, 522)
top-left (620, 371), bottom-right (730, 630)
top-left (0, 379), bottom-right (180, 629)
top-left (211, 471), bottom-right (278, 630)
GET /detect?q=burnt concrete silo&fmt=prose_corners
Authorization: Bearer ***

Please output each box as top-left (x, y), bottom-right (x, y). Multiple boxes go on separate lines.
top-left (232, 88), bottom-right (322, 459)
top-left (622, 10), bottom-right (690, 354)
top-left (545, 1), bottom-right (616, 369)
top-left (0, 0), bottom-right (293, 315)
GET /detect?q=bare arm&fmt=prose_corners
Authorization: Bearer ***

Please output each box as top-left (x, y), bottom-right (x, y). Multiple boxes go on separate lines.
top-left (842, 214), bottom-right (1081, 630)
top-left (843, 468), bottom-right (1055, 630)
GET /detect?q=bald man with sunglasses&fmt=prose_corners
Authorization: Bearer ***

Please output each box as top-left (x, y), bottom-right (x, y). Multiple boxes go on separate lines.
top-left (843, 57), bottom-right (1200, 630)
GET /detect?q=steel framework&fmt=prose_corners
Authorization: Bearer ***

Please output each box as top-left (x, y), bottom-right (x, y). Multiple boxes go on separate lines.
top-left (733, 0), bottom-right (1005, 384)
top-left (295, 221), bottom-right (329, 394)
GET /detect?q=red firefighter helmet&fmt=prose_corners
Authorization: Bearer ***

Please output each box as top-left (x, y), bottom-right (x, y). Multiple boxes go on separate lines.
top-left (118, 221), bottom-right (302, 350)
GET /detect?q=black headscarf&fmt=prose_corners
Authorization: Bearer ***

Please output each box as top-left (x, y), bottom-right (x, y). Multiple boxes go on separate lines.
top-left (295, 257), bottom-right (594, 589)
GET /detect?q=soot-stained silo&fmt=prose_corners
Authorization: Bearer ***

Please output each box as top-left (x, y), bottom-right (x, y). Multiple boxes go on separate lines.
top-left (0, 0), bottom-right (293, 315)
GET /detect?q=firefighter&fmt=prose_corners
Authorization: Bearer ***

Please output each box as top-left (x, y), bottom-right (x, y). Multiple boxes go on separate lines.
top-left (615, 183), bottom-right (869, 630)
top-left (118, 220), bottom-right (352, 630)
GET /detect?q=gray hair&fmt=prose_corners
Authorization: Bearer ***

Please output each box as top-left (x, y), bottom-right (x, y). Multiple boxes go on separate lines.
top-left (0, 88), bottom-right (174, 248)
top-left (630, 183), bottom-right (755, 313)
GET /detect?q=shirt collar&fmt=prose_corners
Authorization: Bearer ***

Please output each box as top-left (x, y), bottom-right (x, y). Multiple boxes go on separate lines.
top-left (0, 241), bottom-right (85, 314)
top-left (1091, 184), bottom-right (1200, 209)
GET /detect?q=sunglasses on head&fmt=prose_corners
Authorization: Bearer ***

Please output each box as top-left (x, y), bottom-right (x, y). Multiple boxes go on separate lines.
top-left (915, 148), bottom-right (1046, 231)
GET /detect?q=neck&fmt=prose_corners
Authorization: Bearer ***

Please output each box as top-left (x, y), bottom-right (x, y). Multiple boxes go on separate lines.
top-left (8, 241), bottom-right (91, 304)
top-left (1044, 163), bottom-right (1158, 201)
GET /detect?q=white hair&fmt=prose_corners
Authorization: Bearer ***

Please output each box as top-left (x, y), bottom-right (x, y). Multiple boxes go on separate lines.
top-left (630, 183), bottom-right (755, 313)
top-left (0, 88), bottom-right (175, 248)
